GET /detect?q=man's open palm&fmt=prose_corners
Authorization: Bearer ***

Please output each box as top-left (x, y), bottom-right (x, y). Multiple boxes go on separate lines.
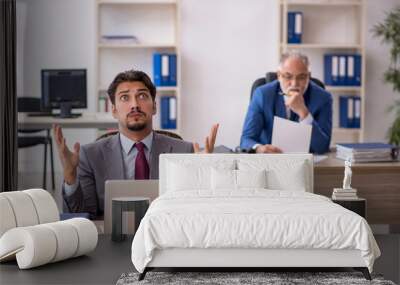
top-left (53, 124), bottom-right (80, 184)
top-left (193, 123), bottom-right (219, 153)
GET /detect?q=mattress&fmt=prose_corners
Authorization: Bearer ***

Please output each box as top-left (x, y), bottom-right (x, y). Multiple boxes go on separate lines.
top-left (131, 190), bottom-right (380, 273)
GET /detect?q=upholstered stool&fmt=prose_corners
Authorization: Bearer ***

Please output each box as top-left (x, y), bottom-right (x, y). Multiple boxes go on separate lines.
top-left (0, 189), bottom-right (98, 269)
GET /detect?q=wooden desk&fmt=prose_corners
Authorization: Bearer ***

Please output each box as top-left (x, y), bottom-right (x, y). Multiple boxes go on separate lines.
top-left (315, 153), bottom-right (400, 225)
top-left (18, 112), bottom-right (119, 129)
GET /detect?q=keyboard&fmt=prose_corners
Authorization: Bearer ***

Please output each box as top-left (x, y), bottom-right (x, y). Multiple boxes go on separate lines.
top-left (27, 113), bottom-right (82, 118)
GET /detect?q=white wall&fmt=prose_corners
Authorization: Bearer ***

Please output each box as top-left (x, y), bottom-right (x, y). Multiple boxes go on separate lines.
top-left (17, 0), bottom-right (398, 188)
top-left (17, 0), bottom-right (96, 110)
top-left (364, 0), bottom-right (399, 142)
top-left (17, 0), bottom-right (97, 180)
top-left (179, 0), bottom-right (400, 147)
top-left (180, 0), bottom-right (279, 148)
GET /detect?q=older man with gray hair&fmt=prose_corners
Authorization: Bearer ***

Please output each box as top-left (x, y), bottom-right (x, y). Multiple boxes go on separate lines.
top-left (240, 51), bottom-right (332, 154)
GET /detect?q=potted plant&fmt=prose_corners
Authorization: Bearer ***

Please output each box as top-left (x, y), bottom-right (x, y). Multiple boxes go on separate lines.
top-left (372, 7), bottom-right (400, 146)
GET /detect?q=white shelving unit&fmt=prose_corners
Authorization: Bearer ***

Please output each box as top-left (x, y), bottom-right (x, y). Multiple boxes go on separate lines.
top-left (279, 0), bottom-right (366, 145)
top-left (95, 0), bottom-right (181, 133)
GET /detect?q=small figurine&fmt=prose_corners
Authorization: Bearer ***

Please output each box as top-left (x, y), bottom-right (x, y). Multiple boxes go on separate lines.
top-left (342, 159), bottom-right (352, 190)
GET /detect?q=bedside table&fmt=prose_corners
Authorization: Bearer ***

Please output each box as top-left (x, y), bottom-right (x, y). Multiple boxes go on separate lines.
top-left (112, 197), bottom-right (150, 242)
top-left (332, 198), bottom-right (366, 218)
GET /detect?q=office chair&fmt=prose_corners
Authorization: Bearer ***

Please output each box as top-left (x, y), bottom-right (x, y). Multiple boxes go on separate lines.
top-left (250, 72), bottom-right (325, 101)
top-left (96, 129), bottom-right (183, 141)
top-left (18, 97), bottom-right (55, 190)
top-left (236, 72), bottom-right (326, 153)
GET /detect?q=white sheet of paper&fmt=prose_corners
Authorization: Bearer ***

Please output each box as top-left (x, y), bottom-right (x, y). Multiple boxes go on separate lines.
top-left (313, 155), bottom-right (328, 164)
top-left (271, 116), bottom-right (312, 153)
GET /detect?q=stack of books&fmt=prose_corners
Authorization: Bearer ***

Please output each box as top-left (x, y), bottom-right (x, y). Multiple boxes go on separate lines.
top-left (332, 188), bottom-right (358, 200)
top-left (336, 143), bottom-right (395, 163)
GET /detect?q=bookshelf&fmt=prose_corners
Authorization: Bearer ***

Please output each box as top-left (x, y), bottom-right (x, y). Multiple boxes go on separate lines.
top-left (95, 0), bottom-right (181, 134)
top-left (279, 0), bottom-right (366, 146)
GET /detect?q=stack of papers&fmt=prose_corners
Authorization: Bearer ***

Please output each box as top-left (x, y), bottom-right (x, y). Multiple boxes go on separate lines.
top-left (101, 35), bottom-right (139, 44)
top-left (271, 116), bottom-right (312, 153)
top-left (336, 143), bottom-right (394, 163)
top-left (332, 188), bottom-right (358, 200)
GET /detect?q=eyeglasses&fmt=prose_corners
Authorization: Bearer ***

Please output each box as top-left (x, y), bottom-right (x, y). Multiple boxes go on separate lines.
top-left (279, 72), bottom-right (310, 82)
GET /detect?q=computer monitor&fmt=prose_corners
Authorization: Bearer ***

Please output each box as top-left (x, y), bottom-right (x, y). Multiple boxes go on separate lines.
top-left (41, 69), bottom-right (87, 118)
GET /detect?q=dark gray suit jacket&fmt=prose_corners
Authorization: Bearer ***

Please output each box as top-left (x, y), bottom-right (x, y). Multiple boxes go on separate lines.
top-left (63, 132), bottom-right (193, 218)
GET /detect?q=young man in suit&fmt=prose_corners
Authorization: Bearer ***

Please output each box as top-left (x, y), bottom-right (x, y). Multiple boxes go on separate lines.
top-left (54, 70), bottom-right (218, 218)
top-left (240, 51), bottom-right (332, 154)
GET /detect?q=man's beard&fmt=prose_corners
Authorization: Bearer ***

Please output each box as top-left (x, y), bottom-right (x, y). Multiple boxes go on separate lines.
top-left (283, 86), bottom-right (301, 95)
top-left (127, 121), bottom-right (147, 131)
top-left (126, 108), bottom-right (148, 131)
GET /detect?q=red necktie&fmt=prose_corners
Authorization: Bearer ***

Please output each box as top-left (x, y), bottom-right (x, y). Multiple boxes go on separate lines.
top-left (134, 142), bottom-right (149, 180)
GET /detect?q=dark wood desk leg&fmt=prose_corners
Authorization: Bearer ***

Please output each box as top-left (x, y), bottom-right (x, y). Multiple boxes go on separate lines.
top-left (112, 201), bottom-right (124, 242)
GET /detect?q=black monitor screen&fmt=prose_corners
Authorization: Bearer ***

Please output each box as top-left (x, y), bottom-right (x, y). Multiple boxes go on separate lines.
top-left (41, 69), bottom-right (87, 110)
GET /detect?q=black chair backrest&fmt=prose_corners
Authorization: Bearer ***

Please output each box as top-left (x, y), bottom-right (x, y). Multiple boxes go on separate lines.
top-left (250, 72), bottom-right (325, 101)
top-left (18, 97), bottom-right (42, 112)
top-left (96, 130), bottom-right (183, 141)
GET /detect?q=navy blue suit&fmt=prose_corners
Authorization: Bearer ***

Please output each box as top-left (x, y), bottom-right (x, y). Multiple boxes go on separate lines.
top-left (240, 80), bottom-right (332, 154)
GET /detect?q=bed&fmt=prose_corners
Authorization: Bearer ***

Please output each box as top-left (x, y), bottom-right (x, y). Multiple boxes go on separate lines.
top-left (131, 154), bottom-right (380, 280)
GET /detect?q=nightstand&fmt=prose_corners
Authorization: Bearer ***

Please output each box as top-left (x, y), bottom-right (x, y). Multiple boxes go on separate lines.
top-left (112, 197), bottom-right (150, 242)
top-left (332, 198), bottom-right (366, 218)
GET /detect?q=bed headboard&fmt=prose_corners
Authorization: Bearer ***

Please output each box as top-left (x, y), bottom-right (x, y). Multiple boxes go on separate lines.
top-left (159, 154), bottom-right (314, 195)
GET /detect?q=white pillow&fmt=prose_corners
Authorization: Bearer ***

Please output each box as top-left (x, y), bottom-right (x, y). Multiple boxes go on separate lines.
top-left (211, 168), bottom-right (236, 189)
top-left (267, 163), bottom-right (307, 191)
top-left (238, 159), bottom-right (309, 191)
top-left (236, 169), bottom-right (267, 189)
top-left (166, 160), bottom-right (235, 192)
top-left (211, 168), bottom-right (267, 190)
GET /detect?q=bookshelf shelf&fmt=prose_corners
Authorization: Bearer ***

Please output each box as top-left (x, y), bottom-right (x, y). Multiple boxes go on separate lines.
top-left (283, 0), bottom-right (361, 6)
top-left (96, 0), bottom-right (181, 133)
top-left (279, 0), bottom-right (365, 145)
top-left (157, 86), bottom-right (178, 92)
top-left (282, 43), bottom-right (362, 49)
top-left (325, 86), bottom-right (362, 93)
top-left (98, 43), bottom-right (177, 49)
top-left (98, 0), bottom-right (176, 5)
top-left (332, 128), bottom-right (361, 145)
top-left (334, 128), bottom-right (360, 134)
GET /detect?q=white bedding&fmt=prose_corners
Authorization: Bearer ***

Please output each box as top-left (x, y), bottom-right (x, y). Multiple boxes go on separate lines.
top-left (131, 190), bottom-right (380, 273)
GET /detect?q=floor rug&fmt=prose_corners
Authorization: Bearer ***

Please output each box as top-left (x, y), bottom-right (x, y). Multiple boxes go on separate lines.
top-left (116, 271), bottom-right (396, 285)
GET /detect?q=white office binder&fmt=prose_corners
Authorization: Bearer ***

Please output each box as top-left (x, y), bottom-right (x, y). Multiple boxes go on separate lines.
top-left (354, 97), bottom-right (361, 120)
top-left (347, 55), bottom-right (355, 78)
top-left (339, 56), bottom-right (346, 77)
top-left (161, 55), bottom-right (169, 77)
top-left (348, 97), bottom-right (354, 121)
top-left (169, 97), bottom-right (176, 120)
top-left (332, 56), bottom-right (338, 78)
top-left (295, 13), bottom-right (302, 35)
